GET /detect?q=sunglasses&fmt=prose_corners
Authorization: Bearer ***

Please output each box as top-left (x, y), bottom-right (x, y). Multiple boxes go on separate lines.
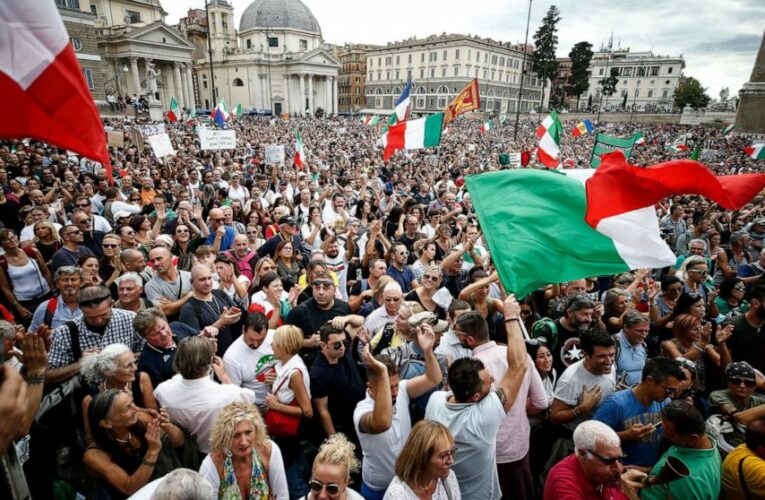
top-left (525, 336), bottom-right (547, 346)
top-left (176, 229), bottom-right (189, 234)
top-left (66, 230), bottom-right (83, 236)
top-left (313, 281), bottom-right (334, 290)
top-left (423, 275), bottom-right (440, 282)
top-left (103, 243), bottom-right (119, 248)
top-left (729, 377), bottom-right (756, 388)
top-left (688, 269), bottom-right (708, 275)
top-left (733, 285), bottom-right (746, 291)
top-left (308, 480), bottom-right (340, 495)
top-left (586, 449), bottom-right (627, 466)
top-left (330, 340), bottom-right (349, 350)
top-left (76, 203), bottom-right (89, 208)
top-left (212, 217), bottom-right (225, 222)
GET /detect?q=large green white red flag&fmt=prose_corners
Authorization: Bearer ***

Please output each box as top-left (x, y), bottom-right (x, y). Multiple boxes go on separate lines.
top-left (294, 130), bottom-right (305, 170)
top-left (743, 144), bottom-right (765, 160)
top-left (466, 152), bottom-right (765, 297)
top-left (536, 111), bottom-right (562, 167)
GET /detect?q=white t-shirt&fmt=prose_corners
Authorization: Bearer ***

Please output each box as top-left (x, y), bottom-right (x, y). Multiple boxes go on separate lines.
top-left (324, 253), bottom-right (349, 301)
top-left (384, 471), bottom-right (461, 500)
top-left (425, 390), bottom-right (506, 500)
top-left (199, 441), bottom-right (289, 499)
top-left (274, 354), bottom-right (311, 404)
top-left (223, 332), bottom-right (276, 405)
top-left (227, 184), bottom-right (249, 203)
top-left (300, 489), bottom-right (365, 500)
top-left (554, 358), bottom-right (617, 431)
top-left (154, 375), bottom-right (256, 453)
top-left (353, 379), bottom-right (412, 491)
top-left (20, 221), bottom-right (62, 242)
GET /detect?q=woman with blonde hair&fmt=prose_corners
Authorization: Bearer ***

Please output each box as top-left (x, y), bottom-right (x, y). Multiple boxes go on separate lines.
top-left (32, 219), bottom-right (62, 264)
top-left (251, 257), bottom-right (278, 294)
top-left (267, 325), bottom-right (314, 498)
top-left (405, 264), bottom-right (446, 320)
top-left (410, 240), bottom-right (437, 283)
top-left (384, 420), bottom-right (460, 499)
top-left (305, 433), bottom-right (363, 499)
top-left (199, 401), bottom-right (288, 499)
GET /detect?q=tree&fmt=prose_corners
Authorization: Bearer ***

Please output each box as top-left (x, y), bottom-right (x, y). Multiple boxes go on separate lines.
top-left (600, 67), bottom-right (619, 97)
top-left (564, 41), bottom-right (594, 109)
top-left (532, 5), bottom-right (562, 110)
top-left (674, 77), bottom-right (711, 110)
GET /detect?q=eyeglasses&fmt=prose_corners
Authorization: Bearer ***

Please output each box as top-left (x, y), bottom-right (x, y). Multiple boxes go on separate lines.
top-left (212, 217), bottom-right (225, 222)
top-left (65, 230), bottom-right (83, 236)
top-left (397, 251), bottom-right (409, 256)
top-left (330, 340), bottom-right (349, 350)
top-left (76, 203), bottom-right (89, 208)
top-left (176, 229), bottom-right (189, 234)
top-left (688, 269), bottom-right (708, 275)
top-left (130, 198), bottom-right (141, 202)
top-left (657, 382), bottom-right (679, 396)
top-left (729, 377), bottom-right (756, 388)
top-left (586, 449), bottom-right (627, 466)
top-left (103, 243), bottom-right (119, 249)
top-left (733, 285), bottom-right (746, 291)
top-left (525, 336), bottom-right (547, 346)
top-left (437, 447), bottom-right (458, 461)
top-left (674, 357), bottom-right (697, 372)
top-left (423, 274), bottom-right (440, 282)
top-left (308, 480), bottom-right (340, 495)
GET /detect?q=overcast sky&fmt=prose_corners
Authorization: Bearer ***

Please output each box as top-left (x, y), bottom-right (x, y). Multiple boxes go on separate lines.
top-left (164, 0), bottom-right (764, 99)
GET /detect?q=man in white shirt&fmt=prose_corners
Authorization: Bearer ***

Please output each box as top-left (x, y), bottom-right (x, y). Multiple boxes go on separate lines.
top-left (322, 192), bottom-right (349, 232)
top-left (223, 312), bottom-right (276, 407)
top-left (353, 326), bottom-right (443, 500)
top-left (154, 336), bottom-right (255, 454)
top-left (363, 282), bottom-right (402, 335)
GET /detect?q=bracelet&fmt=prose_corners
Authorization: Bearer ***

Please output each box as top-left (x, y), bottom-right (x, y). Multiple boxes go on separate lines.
top-left (26, 373), bottom-right (46, 385)
top-left (141, 457), bottom-right (157, 467)
top-left (692, 344), bottom-right (705, 353)
top-left (504, 317), bottom-right (520, 324)
top-left (571, 406), bottom-right (581, 418)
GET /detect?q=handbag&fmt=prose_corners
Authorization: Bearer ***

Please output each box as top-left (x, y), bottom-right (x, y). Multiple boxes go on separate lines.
top-left (264, 369), bottom-right (301, 437)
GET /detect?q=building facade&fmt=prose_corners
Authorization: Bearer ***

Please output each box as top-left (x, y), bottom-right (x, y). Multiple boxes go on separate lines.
top-left (582, 48), bottom-right (685, 112)
top-left (192, 0), bottom-right (339, 116)
top-left (336, 44), bottom-right (380, 113)
top-left (364, 33), bottom-right (546, 116)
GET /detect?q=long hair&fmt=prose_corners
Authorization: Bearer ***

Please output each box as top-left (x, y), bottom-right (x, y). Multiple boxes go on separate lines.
top-left (394, 420), bottom-right (454, 489)
top-left (209, 401), bottom-right (268, 453)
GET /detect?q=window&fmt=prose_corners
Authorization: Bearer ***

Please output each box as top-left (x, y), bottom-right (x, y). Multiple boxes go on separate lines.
top-left (637, 67), bottom-right (646, 77)
top-left (598, 68), bottom-right (604, 75)
top-left (368, 72), bottom-right (373, 81)
top-left (396, 55), bottom-right (400, 65)
top-left (438, 98), bottom-right (447, 107)
top-left (386, 71), bottom-right (390, 80)
top-left (441, 68), bottom-right (446, 77)
top-left (233, 78), bottom-right (244, 87)
top-left (70, 37), bottom-right (82, 52)
top-left (484, 53), bottom-right (488, 63)
top-left (443, 50), bottom-right (447, 61)
top-left (420, 69), bottom-right (424, 78)
top-left (268, 37), bottom-right (278, 47)
top-left (246, 39), bottom-right (252, 49)
top-left (476, 51), bottom-right (480, 61)
top-left (407, 70), bottom-right (411, 80)
top-left (430, 68), bottom-right (435, 78)
top-left (83, 68), bottom-right (94, 90)
top-left (454, 67), bottom-right (459, 76)
top-left (56, 0), bottom-right (80, 9)
top-left (299, 39), bottom-right (308, 50)
top-left (650, 66), bottom-right (659, 76)
top-left (455, 49), bottom-right (460, 59)
top-left (385, 56), bottom-right (392, 65)
top-left (429, 52), bottom-right (437, 62)
top-left (668, 67), bottom-right (673, 74)
top-left (647, 90), bottom-right (653, 98)
top-left (368, 58), bottom-right (373, 68)
top-left (650, 80), bottom-right (655, 85)
top-left (90, 4), bottom-right (97, 15)
top-left (623, 67), bottom-right (632, 77)
top-left (126, 10), bottom-right (141, 23)
top-left (483, 69), bottom-right (488, 79)
top-left (662, 89), bottom-right (669, 98)
top-left (421, 53), bottom-right (425, 63)
top-left (635, 90), bottom-right (640, 98)
top-left (492, 55), bottom-right (497, 65)
top-left (378, 57), bottom-right (381, 66)
top-left (202, 76), bottom-right (208, 89)
top-left (408, 54), bottom-right (412, 64)
top-left (417, 98), bottom-right (425, 107)
top-left (491, 70), bottom-right (495, 80)
top-left (395, 70), bottom-right (399, 80)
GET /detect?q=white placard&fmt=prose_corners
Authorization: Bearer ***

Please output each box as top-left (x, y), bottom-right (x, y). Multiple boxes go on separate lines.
top-left (506, 152), bottom-right (522, 167)
top-left (265, 144), bottom-right (285, 165)
top-left (146, 133), bottom-right (175, 159)
top-left (139, 124), bottom-right (166, 137)
top-left (198, 129), bottom-right (237, 150)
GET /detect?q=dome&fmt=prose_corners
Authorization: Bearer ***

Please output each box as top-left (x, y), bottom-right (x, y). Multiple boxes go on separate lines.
top-left (239, 0), bottom-right (321, 35)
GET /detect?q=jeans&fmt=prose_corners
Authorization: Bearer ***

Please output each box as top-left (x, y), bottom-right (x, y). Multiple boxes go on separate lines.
top-left (360, 482), bottom-right (386, 500)
top-left (284, 453), bottom-right (309, 499)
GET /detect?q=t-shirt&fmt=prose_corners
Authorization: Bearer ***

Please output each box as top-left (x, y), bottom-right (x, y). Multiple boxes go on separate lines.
top-left (178, 290), bottom-right (238, 356)
top-left (641, 443), bottom-right (721, 500)
top-left (536, 319), bottom-right (582, 375)
top-left (325, 253), bottom-right (349, 301)
top-left (614, 333), bottom-right (647, 387)
top-left (593, 389), bottom-right (668, 466)
top-left (554, 359), bottom-right (616, 431)
top-left (709, 389), bottom-right (765, 414)
top-left (722, 444), bottom-right (765, 500)
top-left (425, 390), bottom-right (506, 500)
top-left (285, 298), bottom-right (351, 366)
top-left (223, 331), bottom-right (276, 405)
top-left (353, 380), bottom-right (412, 491)
top-left (310, 340), bottom-right (365, 437)
top-left (144, 271), bottom-right (192, 310)
top-left (544, 453), bottom-right (628, 500)
top-left (723, 314), bottom-right (765, 373)
top-left (386, 265), bottom-right (416, 293)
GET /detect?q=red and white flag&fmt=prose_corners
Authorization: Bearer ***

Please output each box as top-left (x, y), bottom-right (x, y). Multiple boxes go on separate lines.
top-left (294, 130), bottom-right (305, 170)
top-left (535, 111), bottom-right (562, 168)
top-left (0, 0), bottom-right (112, 181)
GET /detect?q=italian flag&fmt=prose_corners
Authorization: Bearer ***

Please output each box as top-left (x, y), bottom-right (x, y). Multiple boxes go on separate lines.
top-left (536, 111), bottom-right (562, 167)
top-left (634, 132), bottom-right (645, 145)
top-left (294, 130), bottom-right (305, 169)
top-left (723, 123), bottom-right (735, 134)
top-left (231, 103), bottom-right (244, 117)
top-left (666, 144), bottom-right (689, 153)
top-left (481, 120), bottom-right (493, 134)
top-left (0, 0), bottom-right (112, 182)
top-left (362, 115), bottom-right (379, 126)
top-left (466, 151), bottom-right (765, 297)
top-left (382, 113), bottom-right (443, 160)
top-left (743, 144), bottom-right (765, 160)
top-left (167, 97), bottom-right (181, 122)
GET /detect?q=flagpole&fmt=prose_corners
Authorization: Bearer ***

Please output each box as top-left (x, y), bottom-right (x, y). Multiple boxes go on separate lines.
top-left (204, 0), bottom-right (217, 108)
top-left (513, 0), bottom-right (533, 142)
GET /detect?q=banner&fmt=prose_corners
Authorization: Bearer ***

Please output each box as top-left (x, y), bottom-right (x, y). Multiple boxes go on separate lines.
top-left (499, 152), bottom-right (522, 167)
top-left (265, 144), bottom-right (285, 165)
top-left (443, 78), bottom-right (481, 127)
top-left (106, 131), bottom-right (124, 148)
top-left (138, 124), bottom-right (166, 137)
top-left (198, 129), bottom-right (237, 150)
top-left (590, 133), bottom-right (640, 167)
top-left (146, 133), bottom-right (175, 159)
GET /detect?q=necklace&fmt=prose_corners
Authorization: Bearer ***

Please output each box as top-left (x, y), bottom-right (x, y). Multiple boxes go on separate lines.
top-left (113, 431), bottom-right (132, 444)
top-left (201, 294), bottom-right (222, 318)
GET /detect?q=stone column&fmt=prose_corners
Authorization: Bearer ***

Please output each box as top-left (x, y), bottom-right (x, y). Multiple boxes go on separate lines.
top-left (307, 74), bottom-right (314, 114)
top-left (299, 73), bottom-right (306, 116)
top-left (283, 74), bottom-right (290, 116)
top-left (184, 64), bottom-right (195, 110)
top-left (324, 76), bottom-right (331, 114)
top-left (129, 57), bottom-right (141, 96)
top-left (333, 76), bottom-right (338, 114)
top-left (173, 62), bottom-right (184, 109)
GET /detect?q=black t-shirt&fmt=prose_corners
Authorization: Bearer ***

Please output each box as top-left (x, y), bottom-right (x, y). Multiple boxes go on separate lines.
top-left (537, 318), bottom-right (582, 375)
top-left (309, 340), bottom-right (365, 438)
top-left (285, 298), bottom-right (351, 366)
top-left (724, 314), bottom-right (765, 373)
top-left (178, 290), bottom-right (240, 356)
top-left (405, 289), bottom-right (446, 320)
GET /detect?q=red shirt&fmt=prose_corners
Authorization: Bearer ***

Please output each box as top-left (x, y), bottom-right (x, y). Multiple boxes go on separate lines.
top-left (544, 454), bottom-right (628, 500)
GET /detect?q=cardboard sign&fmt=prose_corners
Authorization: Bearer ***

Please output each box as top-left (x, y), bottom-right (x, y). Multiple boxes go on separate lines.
top-left (146, 133), bottom-right (175, 159)
top-left (106, 131), bottom-right (124, 148)
top-left (265, 144), bottom-right (285, 165)
top-left (198, 129), bottom-right (237, 150)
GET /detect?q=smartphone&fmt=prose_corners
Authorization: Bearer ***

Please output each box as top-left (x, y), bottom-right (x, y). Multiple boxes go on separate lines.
top-left (651, 421), bottom-right (663, 429)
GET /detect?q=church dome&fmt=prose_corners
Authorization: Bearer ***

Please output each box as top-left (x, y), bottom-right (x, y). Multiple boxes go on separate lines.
top-left (239, 0), bottom-right (322, 35)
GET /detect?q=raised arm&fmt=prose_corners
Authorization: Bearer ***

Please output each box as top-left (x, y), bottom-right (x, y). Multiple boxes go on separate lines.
top-left (405, 324), bottom-right (443, 399)
top-left (357, 345), bottom-right (392, 435)
top-left (495, 294), bottom-right (529, 412)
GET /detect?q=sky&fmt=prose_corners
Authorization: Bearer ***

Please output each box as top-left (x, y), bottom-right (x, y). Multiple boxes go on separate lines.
top-left (164, 0), bottom-right (764, 99)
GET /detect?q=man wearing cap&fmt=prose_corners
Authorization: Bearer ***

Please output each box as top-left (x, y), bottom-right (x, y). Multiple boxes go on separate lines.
top-left (710, 362), bottom-right (765, 416)
top-left (747, 218), bottom-right (765, 261)
top-left (256, 215), bottom-right (307, 264)
top-left (103, 187), bottom-right (141, 225)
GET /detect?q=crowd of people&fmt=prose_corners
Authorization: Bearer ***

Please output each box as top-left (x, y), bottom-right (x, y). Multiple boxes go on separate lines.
top-left (1, 111), bottom-right (764, 500)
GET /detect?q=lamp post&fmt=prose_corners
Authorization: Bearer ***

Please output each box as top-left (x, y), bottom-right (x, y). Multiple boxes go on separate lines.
top-left (513, 0), bottom-right (533, 142)
top-left (204, 0), bottom-right (217, 107)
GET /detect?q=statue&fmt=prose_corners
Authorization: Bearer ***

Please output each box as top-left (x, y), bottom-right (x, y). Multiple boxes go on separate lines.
top-left (145, 61), bottom-right (160, 97)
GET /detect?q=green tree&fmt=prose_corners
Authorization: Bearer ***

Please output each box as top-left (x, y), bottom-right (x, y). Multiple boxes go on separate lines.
top-left (532, 5), bottom-right (562, 111)
top-left (564, 41), bottom-right (594, 109)
top-left (674, 77), bottom-right (711, 110)
top-left (600, 67), bottom-right (620, 97)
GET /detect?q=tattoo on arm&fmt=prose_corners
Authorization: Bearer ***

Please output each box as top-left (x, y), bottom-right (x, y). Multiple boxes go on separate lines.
top-left (495, 388), bottom-right (507, 407)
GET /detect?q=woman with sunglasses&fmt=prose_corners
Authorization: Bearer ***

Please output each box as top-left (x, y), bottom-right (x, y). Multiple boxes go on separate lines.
top-left (680, 255), bottom-right (720, 318)
top-left (715, 277), bottom-right (749, 321)
top-left (304, 433), bottom-right (363, 500)
top-left (384, 420), bottom-right (460, 499)
top-left (709, 361), bottom-right (764, 416)
top-left (200, 401), bottom-right (288, 499)
top-left (432, 223), bottom-right (453, 263)
top-left (650, 275), bottom-right (683, 329)
top-left (251, 257), bottom-right (279, 294)
top-left (405, 264), bottom-right (446, 320)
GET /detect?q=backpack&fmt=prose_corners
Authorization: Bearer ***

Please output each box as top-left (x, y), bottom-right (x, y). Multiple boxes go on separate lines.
top-left (42, 296), bottom-right (58, 328)
top-left (531, 317), bottom-right (558, 350)
top-left (373, 323), bottom-right (397, 356)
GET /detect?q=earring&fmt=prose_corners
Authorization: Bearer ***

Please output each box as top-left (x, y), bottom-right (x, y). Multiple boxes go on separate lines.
top-left (224, 447), bottom-right (232, 458)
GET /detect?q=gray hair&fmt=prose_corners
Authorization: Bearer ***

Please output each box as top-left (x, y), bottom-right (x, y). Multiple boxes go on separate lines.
top-left (173, 336), bottom-right (213, 379)
top-left (54, 265), bottom-right (83, 281)
top-left (573, 420), bottom-right (620, 451)
top-left (133, 307), bottom-right (167, 337)
top-left (688, 238), bottom-right (708, 250)
top-left (729, 231), bottom-right (747, 245)
top-left (150, 469), bottom-right (214, 500)
top-left (115, 272), bottom-right (142, 287)
top-left (623, 310), bottom-right (649, 328)
top-left (79, 343), bottom-right (132, 385)
top-left (0, 320), bottom-right (15, 341)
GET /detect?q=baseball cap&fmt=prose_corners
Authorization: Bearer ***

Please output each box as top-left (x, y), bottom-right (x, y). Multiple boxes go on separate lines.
top-left (278, 216), bottom-right (296, 226)
top-left (408, 311), bottom-right (448, 333)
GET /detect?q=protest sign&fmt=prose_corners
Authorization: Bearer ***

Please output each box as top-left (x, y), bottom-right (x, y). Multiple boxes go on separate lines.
top-left (138, 124), bottom-right (165, 137)
top-left (146, 133), bottom-right (175, 159)
top-left (590, 133), bottom-right (640, 167)
top-left (106, 131), bottom-right (124, 148)
top-left (265, 144), bottom-right (285, 165)
top-left (198, 129), bottom-right (237, 150)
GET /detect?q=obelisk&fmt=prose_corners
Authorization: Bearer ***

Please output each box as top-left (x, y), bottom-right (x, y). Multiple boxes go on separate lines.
top-left (735, 28), bottom-right (765, 135)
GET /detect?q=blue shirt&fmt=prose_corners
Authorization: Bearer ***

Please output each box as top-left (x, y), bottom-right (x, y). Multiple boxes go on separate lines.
top-left (29, 297), bottom-right (82, 333)
top-left (593, 389), bottom-right (668, 466)
top-left (386, 265), bottom-right (416, 293)
top-left (615, 332), bottom-right (647, 387)
top-left (204, 225), bottom-right (237, 251)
